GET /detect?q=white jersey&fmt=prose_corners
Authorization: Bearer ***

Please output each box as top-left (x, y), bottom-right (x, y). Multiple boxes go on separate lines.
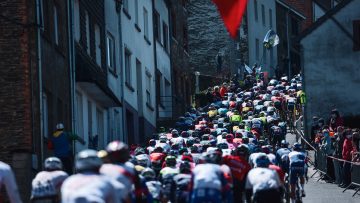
top-left (288, 151), bottom-right (306, 164)
top-left (145, 181), bottom-right (162, 200)
top-left (267, 154), bottom-right (276, 165)
top-left (192, 164), bottom-right (224, 191)
top-left (245, 168), bottom-right (281, 193)
top-left (249, 152), bottom-right (263, 167)
top-left (61, 173), bottom-right (119, 203)
top-left (31, 170), bottom-right (68, 198)
top-left (0, 161), bottom-right (23, 203)
top-left (100, 162), bottom-right (135, 196)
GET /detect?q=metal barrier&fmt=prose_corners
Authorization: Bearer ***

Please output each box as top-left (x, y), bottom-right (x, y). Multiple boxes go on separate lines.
top-left (343, 163), bottom-right (360, 197)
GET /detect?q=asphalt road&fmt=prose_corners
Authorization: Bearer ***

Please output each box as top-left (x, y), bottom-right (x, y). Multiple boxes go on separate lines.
top-left (285, 133), bottom-right (360, 203)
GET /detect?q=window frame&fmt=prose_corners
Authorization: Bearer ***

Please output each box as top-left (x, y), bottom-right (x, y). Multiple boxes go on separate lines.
top-left (261, 4), bottom-right (265, 26)
top-left (124, 48), bottom-right (133, 90)
top-left (143, 7), bottom-right (150, 42)
top-left (254, 0), bottom-right (258, 22)
top-left (94, 24), bottom-right (101, 66)
top-left (163, 21), bottom-right (169, 52)
top-left (353, 20), bottom-right (360, 51)
top-left (84, 10), bottom-right (91, 55)
top-left (106, 33), bottom-right (116, 73)
top-left (154, 10), bottom-right (161, 42)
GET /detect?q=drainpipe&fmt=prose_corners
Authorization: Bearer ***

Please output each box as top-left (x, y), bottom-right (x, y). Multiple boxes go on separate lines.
top-left (67, 0), bottom-right (77, 156)
top-left (35, 0), bottom-right (44, 170)
top-left (117, 2), bottom-right (127, 143)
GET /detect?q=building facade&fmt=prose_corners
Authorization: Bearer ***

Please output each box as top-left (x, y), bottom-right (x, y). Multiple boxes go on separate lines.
top-left (300, 0), bottom-right (360, 138)
top-left (247, 0), bottom-right (278, 77)
top-left (121, 0), bottom-right (157, 144)
top-left (164, 0), bottom-right (193, 121)
top-left (153, 0), bottom-right (173, 120)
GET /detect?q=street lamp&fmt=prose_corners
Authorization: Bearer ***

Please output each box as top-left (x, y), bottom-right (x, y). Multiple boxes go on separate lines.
top-left (195, 71), bottom-right (200, 94)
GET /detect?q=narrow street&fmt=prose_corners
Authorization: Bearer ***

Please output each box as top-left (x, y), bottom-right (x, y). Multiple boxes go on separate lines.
top-left (286, 133), bottom-right (360, 202)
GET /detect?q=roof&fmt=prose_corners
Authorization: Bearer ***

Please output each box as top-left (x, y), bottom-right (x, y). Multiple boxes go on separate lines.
top-left (298, 0), bottom-right (353, 41)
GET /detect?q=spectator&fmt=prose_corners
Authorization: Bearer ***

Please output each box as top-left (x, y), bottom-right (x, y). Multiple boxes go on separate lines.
top-left (310, 116), bottom-right (319, 144)
top-left (220, 83), bottom-right (228, 98)
top-left (329, 109), bottom-right (344, 132)
top-left (334, 126), bottom-right (345, 186)
top-left (206, 87), bottom-right (214, 104)
top-left (213, 86), bottom-right (222, 102)
top-left (341, 130), bottom-right (353, 187)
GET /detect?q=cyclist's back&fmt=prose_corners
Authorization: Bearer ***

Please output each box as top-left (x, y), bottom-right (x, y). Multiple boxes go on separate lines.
top-left (0, 161), bottom-right (23, 203)
top-left (31, 170), bottom-right (68, 199)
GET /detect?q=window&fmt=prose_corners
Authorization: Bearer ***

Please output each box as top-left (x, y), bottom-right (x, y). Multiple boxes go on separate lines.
top-left (135, 0), bottom-right (139, 25)
top-left (96, 109), bottom-right (104, 149)
top-left (154, 11), bottom-right (161, 41)
top-left (183, 25), bottom-right (188, 51)
top-left (163, 22), bottom-right (169, 51)
top-left (87, 101), bottom-right (93, 144)
top-left (269, 9), bottom-right (273, 28)
top-left (76, 92), bottom-right (84, 140)
top-left (53, 5), bottom-right (59, 45)
top-left (261, 4), bottom-right (265, 26)
top-left (114, 110), bottom-right (121, 140)
top-left (95, 24), bottom-right (101, 66)
top-left (255, 38), bottom-right (259, 61)
top-left (74, 0), bottom-right (80, 41)
top-left (171, 11), bottom-right (177, 38)
top-left (143, 8), bottom-right (149, 40)
top-left (254, 0), bottom-right (258, 21)
top-left (146, 72), bottom-right (152, 107)
top-left (125, 49), bottom-right (132, 86)
top-left (85, 10), bottom-right (90, 54)
top-left (156, 72), bottom-right (162, 106)
top-left (107, 33), bottom-right (116, 72)
top-left (354, 20), bottom-right (360, 51)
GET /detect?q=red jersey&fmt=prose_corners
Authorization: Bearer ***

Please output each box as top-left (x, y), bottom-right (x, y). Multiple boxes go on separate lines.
top-left (269, 164), bottom-right (285, 183)
top-left (223, 155), bottom-right (251, 182)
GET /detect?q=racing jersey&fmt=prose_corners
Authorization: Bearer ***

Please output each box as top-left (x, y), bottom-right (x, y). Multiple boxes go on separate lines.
top-left (249, 152), bottom-right (263, 167)
top-left (288, 151), bottom-right (306, 165)
top-left (191, 164), bottom-right (227, 191)
top-left (0, 161), bottom-right (23, 203)
top-left (223, 155), bottom-right (251, 182)
top-left (100, 162), bottom-right (135, 197)
top-left (245, 168), bottom-right (281, 193)
top-left (268, 164), bottom-right (285, 184)
top-left (61, 173), bottom-right (119, 203)
top-left (31, 170), bottom-right (68, 198)
top-left (160, 167), bottom-right (179, 178)
top-left (276, 148), bottom-right (291, 165)
top-left (267, 154), bottom-right (276, 165)
top-left (145, 180), bottom-right (162, 200)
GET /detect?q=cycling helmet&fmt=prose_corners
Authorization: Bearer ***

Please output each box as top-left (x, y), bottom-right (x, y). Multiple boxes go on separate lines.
top-left (255, 153), bottom-right (270, 168)
top-left (179, 161), bottom-right (192, 174)
top-left (236, 144), bottom-right (250, 157)
top-left (136, 154), bottom-right (150, 167)
top-left (171, 129), bottom-right (179, 137)
top-left (159, 135), bottom-right (167, 143)
top-left (106, 141), bottom-right (130, 163)
top-left (181, 131), bottom-right (189, 138)
top-left (293, 142), bottom-right (302, 151)
top-left (165, 156), bottom-right (177, 167)
top-left (205, 149), bottom-right (222, 164)
top-left (141, 167), bottom-right (156, 180)
top-left (261, 145), bottom-right (271, 154)
top-left (149, 139), bottom-right (156, 147)
top-left (179, 147), bottom-right (188, 155)
top-left (76, 149), bottom-right (103, 172)
top-left (217, 141), bottom-right (229, 149)
top-left (134, 147), bottom-right (146, 156)
top-left (181, 152), bottom-right (193, 162)
top-left (44, 157), bottom-right (62, 171)
top-left (281, 140), bottom-right (289, 148)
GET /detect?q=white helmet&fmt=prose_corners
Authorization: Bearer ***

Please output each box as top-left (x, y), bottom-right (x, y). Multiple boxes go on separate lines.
top-left (56, 123), bottom-right (64, 130)
top-left (44, 157), bottom-right (62, 171)
top-left (75, 149), bottom-right (102, 172)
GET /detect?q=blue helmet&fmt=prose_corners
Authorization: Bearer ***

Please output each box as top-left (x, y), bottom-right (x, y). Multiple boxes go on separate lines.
top-left (255, 153), bottom-right (270, 168)
top-left (293, 142), bottom-right (302, 151)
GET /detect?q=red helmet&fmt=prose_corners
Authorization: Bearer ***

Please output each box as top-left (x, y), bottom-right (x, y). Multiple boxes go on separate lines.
top-left (229, 101), bottom-right (236, 108)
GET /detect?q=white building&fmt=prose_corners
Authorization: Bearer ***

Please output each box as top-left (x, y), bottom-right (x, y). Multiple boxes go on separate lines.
top-left (121, 0), bottom-right (157, 144)
top-left (73, 0), bottom-right (123, 153)
top-left (153, 0), bottom-right (172, 119)
top-left (300, 0), bottom-right (360, 137)
top-left (247, 0), bottom-right (277, 76)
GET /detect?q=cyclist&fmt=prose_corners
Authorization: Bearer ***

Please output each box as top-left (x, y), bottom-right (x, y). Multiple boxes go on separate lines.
top-left (100, 141), bottom-right (134, 202)
top-left (31, 157), bottom-right (68, 202)
top-left (0, 161), bottom-right (23, 203)
top-left (288, 143), bottom-right (306, 203)
top-left (276, 140), bottom-right (291, 166)
top-left (245, 154), bottom-right (282, 203)
top-left (160, 156), bottom-right (179, 202)
top-left (173, 161), bottom-right (192, 203)
top-left (61, 149), bottom-right (119, 203)
top-left (141, 168), bottom-right (162, 202)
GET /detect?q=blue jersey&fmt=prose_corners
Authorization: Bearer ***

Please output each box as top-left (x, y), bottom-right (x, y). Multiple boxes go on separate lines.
top-left (50, 131), bottom-right (70, 158)
top-left (275, 148), bottom-right (291, 165)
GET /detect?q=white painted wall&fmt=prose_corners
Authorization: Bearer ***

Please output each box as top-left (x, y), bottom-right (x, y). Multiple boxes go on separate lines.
top-left (122, 0), bottom-right (156, 127)
top-left (301, 0), bottom-right (360, 135)
top-left (105, 0), bottom-right (125, 142)
top-left (247, 0), bottom-right (277, 75)
top-left (75, 86), bottom-right (109, 153)
top-left (154, 0), bottom-right (172, 118)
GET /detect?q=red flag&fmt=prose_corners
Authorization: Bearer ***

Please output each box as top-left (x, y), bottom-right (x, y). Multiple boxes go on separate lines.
top-left (213, 0), bottom-right (248, 39)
